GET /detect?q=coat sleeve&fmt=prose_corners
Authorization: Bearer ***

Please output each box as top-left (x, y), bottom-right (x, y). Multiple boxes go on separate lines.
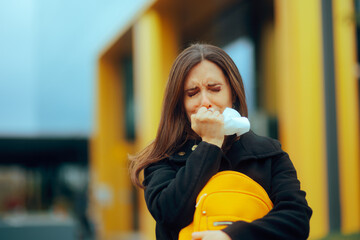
top-left (222, 153), bottom-right (312, 240)
top-left (143, 141), bottom-right (223, 229)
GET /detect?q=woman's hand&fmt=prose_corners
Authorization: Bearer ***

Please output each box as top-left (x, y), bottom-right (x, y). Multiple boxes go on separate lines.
top-left (192, 230), bottom-right (231, 240)
top-left (191, 107), bottom-right (225, 148)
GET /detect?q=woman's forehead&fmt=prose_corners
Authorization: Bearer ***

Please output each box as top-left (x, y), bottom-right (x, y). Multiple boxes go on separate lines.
top-left (184, 61), bottom-right (226, 86)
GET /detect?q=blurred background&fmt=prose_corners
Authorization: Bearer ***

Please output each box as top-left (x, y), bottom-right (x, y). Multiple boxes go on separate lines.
top-left (0, 0), bottom-right (359, 239)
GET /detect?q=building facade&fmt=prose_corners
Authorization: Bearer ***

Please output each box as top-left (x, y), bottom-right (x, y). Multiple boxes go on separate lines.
top-left (92, 0), bottom-right (360, 239)
top-left (0, 0), bottom-right (359, 239)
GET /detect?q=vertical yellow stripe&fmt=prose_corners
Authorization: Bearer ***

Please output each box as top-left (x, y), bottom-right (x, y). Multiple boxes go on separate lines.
top-left (275, 0), bottom-right (328, 238)
top-left (332, 0), bottom-right (360, 234)
top-left (260, 22), bottom-right (277, 116)
top-left (134, 10), bottom-right (163, 147)
top-left (94, 57), bottom-right (135, 238)
top-left (133, 12), bottom-right (161, 240)
top-left (133, 7), bottom-right (178, 240)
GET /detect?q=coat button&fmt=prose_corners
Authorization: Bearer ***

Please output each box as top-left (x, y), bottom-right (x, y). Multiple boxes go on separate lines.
top-left (202, 211), bottom-right (206, 215)
top-left (192, 145), bottom-right (198, 151)
top-left (178, 151), bottom-right (186, 156)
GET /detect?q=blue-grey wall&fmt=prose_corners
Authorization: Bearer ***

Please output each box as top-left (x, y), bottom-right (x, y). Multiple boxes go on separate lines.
top-left (0, 0), bottom-right (151, 137)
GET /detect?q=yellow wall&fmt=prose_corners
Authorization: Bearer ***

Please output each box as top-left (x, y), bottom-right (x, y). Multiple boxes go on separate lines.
top-left (275, 0), bottom-right (328, 238)
top-left (92, 1), bottom-right (179, 238)
top-left (132, 6), bottom-right (178, 240)
top-left (332, 0), bottom-right (360, 234)
top-left (259, 21), bottom-right (277, 117)
top-left (91, 56), bottom-right (135, 239)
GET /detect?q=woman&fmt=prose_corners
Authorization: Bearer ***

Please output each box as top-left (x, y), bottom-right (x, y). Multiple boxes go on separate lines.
top-left (129, 43), bottom-right (312, 240)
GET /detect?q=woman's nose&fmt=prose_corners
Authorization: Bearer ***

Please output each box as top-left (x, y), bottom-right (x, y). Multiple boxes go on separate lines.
top-left (200, 92), bottom-right (211, 108)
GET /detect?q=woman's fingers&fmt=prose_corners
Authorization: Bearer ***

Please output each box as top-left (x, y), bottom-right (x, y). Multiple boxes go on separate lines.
top-left (192, 231), bottom-right (209, 239)
top-left (192, 231), bottom-right (231, 240)
top-left (197, 106), bottom-right (208, 115)
top-left (192, 107), bottom-right (222, 122)
top-left (190, 107), bottom-right (225, 147)
top-left (191, 109), bottom-right (223, 127)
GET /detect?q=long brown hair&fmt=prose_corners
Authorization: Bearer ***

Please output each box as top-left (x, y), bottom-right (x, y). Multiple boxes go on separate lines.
top-left (129, 43), bottom-right (248, 188)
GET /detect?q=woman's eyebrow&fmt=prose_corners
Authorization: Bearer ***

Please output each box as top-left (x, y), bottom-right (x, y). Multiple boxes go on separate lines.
top-left (184, 86), bottom-right (198, 91)
top-left (208, 83), bottom-right (222, 86)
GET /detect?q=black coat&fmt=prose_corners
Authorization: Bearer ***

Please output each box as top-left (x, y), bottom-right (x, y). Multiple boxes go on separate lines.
top-left (143, 131), bottom-right (312, 240)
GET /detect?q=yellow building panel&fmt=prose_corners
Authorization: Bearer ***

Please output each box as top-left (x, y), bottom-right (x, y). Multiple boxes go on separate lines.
top-left (133, 10), bottom-right (163, 147)
top-left (332, 0), bottom-right (360, 234)
top-left (260, 22), bottom-right (277, 116)
top-left (133, 6), bottom-right (178, 240)
top-left (93, 58), bottom-right (135, 239)
top-left (275, 0), bottom-right (328, 238)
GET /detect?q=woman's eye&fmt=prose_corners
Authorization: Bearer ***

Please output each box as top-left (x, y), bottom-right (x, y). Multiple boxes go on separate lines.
top-left (210, 86), bottom-right (221, 92)
top-left (188, 91), bottom-right (198, 97)
top-left (186, 90), bottom-right (198, 97)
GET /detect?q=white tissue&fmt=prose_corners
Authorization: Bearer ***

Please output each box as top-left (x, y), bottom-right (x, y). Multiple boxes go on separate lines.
top-left (223, 107), bottom-right (250, 136)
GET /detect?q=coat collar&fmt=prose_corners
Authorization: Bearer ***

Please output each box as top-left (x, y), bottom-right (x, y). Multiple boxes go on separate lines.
top-left (227, 131), bottom-right (284, 161)
top-left (169, 139), bottom-right (198, 162)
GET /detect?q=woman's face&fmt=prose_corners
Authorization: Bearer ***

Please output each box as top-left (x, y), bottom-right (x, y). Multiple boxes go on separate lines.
top-left (183, 60), bottom-right (233, 120)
